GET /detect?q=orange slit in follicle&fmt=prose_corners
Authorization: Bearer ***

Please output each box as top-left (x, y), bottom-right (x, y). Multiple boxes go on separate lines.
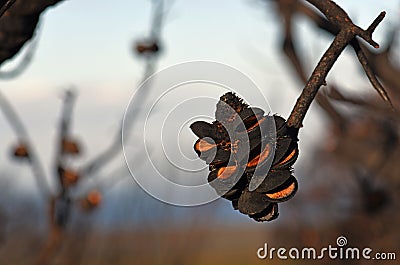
top-left (276, 148), bottom-right (297, 166)
top-left (217, 165), bottom-right (237, 179)
top-left (246, 116), bottom-right (266, 132)
top-left (247, 143), bottom-right (272, 168)
top-left (266, 181), bottom-right (296, 199)
top-left (195, 139), bottom-right (216, 153)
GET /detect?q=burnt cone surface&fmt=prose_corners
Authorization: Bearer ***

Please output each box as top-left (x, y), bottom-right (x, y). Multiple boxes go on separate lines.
top-left (190, 92), bottom-right (299, 222)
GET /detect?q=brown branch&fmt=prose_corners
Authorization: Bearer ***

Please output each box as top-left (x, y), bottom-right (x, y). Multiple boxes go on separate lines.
top-left (297, 1), bottom-right (396, 106)
top-left (287, 29), bottom-right (351, 127)
top-left (304, 0), bottom-right (382, 48)
top-left (351, 39), bottom-right (393, 108)
top-left (281, 33), bottom-right (346, 127)
top-left (287, 1), bottom-right (387, 128)
top-left (297, 1), bottom-right (339, 34)
top-left (305, 0), bottom-right (350, 26)
top-left (366, 11), bottom-right (386, 35)
top-left (274, 0), bottom-right (345, 127)
top-left (364, 39), bottom-right (400, 95)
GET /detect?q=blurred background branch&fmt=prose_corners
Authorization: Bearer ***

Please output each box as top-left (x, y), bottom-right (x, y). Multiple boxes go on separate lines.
top-left (0, 90), bottom-right (51, 198)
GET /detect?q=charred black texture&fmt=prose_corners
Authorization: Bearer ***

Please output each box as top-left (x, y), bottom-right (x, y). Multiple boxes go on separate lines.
top-left (191, 92), bottom-right (300, 222)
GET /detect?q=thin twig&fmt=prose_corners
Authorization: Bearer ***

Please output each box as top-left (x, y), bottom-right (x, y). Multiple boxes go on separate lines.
top-left (287, 29), bottom-right (352, 128)
top-left (297, 1), bottom-right (395, 108)
top-left (54, 90), bottom-right (76, 182)
top-left (305, 0), bottom-right (382, 47)
top-left (351, 39), bottom-right (393, 109)
top-left (274, 0), bottom-right (345, 127)
top-left (366, 12), bottom-right (386, 35)
top-left (287, 1), bottom-right (387, 128)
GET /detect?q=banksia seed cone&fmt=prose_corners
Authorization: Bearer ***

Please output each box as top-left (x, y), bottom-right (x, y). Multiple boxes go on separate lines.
top-left (12, 143), bottom-right (29, 159)
top-left (62, 138), bottom-right (80, 155)
top-left (81, 190), bottom-right (102, 211)
top-left (190, 92), bottom-right (299, 222)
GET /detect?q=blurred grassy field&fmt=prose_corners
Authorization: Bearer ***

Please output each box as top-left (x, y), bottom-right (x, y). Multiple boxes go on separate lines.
top-left (0, 224), bottom-right (318, 265)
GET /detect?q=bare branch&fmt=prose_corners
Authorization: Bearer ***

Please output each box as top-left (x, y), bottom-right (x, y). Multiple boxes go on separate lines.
top-left (351, 39), bottom-right (393, 109)
top-left (287, 2), bottom-right (387, 128)
top-left (366, 11), bottom-right (386, 35)
top-left (274, 0), bottom-right (345, 127)
top-left (288, 29), bottom-right (350, 128)
top-left (305, 0), bottom-right (349, 25)
top-left (297, 1), bottom-right (396, 106)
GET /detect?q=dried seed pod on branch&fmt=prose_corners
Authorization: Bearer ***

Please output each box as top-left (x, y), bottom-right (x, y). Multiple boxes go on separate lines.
top-left (191, 92), bottom-right (299, 222)
top-left (268, 1), bottom-right (399, 218)
top-left (191, 0), bottom-right (392, 222)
